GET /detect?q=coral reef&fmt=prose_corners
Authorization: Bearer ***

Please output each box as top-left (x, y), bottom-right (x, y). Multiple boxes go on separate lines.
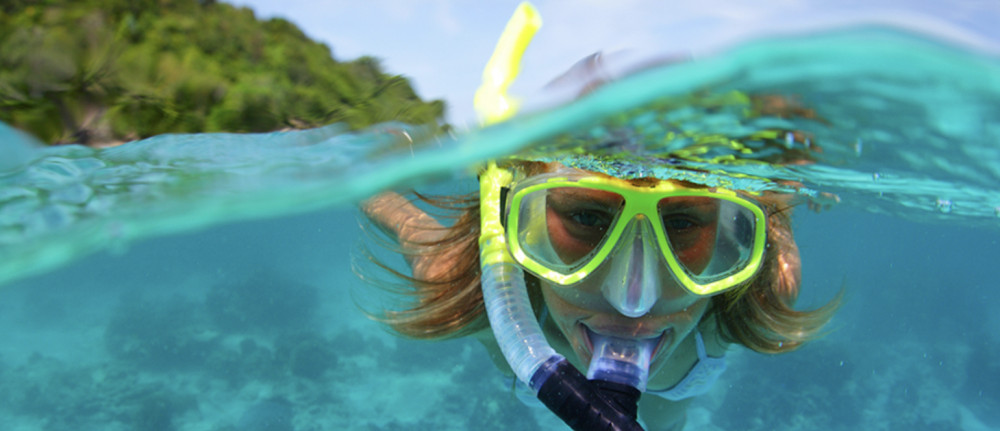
top-left (236, 397), bottom-right (296, 431)
top-left (275, 332), bottom-right (339, 381)
top-left (960, 327), bottom-right (1000, 428)
top-left (205, 271), bottom-right (319, 334)
top-left (717, 335), bottom-right (974, 431)
top-left (0, 266), bottom-right (667, 430)
top-left (104, 295), bottom-right (218, 370)
top-left (0, 354), bottom-right (196, 430)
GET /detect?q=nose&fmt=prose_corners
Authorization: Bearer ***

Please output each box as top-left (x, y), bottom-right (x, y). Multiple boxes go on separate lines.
top-left (601, 217), bottom-right (663, 318)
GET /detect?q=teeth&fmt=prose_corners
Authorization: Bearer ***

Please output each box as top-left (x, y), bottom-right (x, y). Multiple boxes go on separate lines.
top-left (583, 327), bottom-right (667, 357)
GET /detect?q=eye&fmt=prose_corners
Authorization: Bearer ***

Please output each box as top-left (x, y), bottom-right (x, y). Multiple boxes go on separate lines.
top-left (570, 210), bottom-right (612, 229)
top-left (663, 215), bottom-right (698, 232)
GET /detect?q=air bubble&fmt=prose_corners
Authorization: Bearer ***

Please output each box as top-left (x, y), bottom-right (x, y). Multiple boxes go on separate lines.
top-left (935, 198), bottom-right (953, 213)
top-left (784, 132), bottom-right (794, 149)
top-left (872, 172), bottom-right (881, 182)
top-left (854, 138), bottom-right (863, 156)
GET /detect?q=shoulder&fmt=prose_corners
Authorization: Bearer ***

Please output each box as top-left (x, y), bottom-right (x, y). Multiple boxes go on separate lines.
top-left (474, 328), bottom-right (515, 377)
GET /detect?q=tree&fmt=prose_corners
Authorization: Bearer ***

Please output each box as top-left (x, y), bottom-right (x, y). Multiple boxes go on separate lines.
top-left (0, 0), bottom-right (447, 145)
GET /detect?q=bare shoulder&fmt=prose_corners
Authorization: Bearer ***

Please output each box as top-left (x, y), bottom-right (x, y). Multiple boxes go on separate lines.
top-left (361, 191), bottom-right (443, 243)
top-left (473, 328), bottom-right (515, 376)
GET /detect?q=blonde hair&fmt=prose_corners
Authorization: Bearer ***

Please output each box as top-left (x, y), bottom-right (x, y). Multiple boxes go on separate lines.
top-left (359, 170), bottom-right (839, 353)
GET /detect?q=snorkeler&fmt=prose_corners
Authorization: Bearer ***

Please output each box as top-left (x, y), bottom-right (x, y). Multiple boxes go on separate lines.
top-left (360, 4), bottom-right (838, 430)
top-left (362, 156), bottom-right (838, 429)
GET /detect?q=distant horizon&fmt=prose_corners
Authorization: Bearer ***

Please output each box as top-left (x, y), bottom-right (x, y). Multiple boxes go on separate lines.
top-left (227, 0), bottom-right (1000, 127)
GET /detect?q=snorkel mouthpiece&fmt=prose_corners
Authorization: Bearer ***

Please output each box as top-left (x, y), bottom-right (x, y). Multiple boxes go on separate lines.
top-left (586, 332), bottom-right (655, 392)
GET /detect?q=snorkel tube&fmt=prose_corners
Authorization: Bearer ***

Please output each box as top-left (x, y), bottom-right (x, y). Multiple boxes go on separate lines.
top-left (476, 4), bottom-right (646, 430)
top-left (480, 165), bottom-right (645, 431)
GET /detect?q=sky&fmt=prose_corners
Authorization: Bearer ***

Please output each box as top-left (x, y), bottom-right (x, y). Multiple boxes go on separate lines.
top-left (227, 0), bottom-right (1000, 128)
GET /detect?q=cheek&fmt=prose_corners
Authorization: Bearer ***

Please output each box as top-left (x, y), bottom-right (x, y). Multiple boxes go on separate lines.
top-left (668, 297), bottom-right (710, 329)
top-left (672, 224), bottom-right (717, 273)
top-left (538, 283), bottom-right (595, 344)
top-left (539, 282), bottom-right (588, 325)
top-left (539, 270), bottom-right (617, 316)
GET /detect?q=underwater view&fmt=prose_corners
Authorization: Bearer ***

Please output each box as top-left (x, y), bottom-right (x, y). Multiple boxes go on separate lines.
top-left (2, 3), bottom-right (999, 431)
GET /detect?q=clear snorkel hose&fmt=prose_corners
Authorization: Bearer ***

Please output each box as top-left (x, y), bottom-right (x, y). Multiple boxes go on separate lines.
top-left (478, 165), bottom-right (559, 385)
top-left (475, 5), bottom-right (646, 429)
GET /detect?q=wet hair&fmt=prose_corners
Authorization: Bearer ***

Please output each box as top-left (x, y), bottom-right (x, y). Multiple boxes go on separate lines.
top-left (358, 163), bottom-right (840, 354)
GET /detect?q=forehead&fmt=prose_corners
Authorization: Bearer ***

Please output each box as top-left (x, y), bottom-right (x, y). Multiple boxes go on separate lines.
top-left (526, 162), bottom-right (707, 190)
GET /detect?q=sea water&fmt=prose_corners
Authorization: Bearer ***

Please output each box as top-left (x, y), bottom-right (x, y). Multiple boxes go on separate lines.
top-left (0, 28), bottom-right (997, 430)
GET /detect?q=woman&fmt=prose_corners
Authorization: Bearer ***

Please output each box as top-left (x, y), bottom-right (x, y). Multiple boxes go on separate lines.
top-left (360, 129), bottom-right (840, 429)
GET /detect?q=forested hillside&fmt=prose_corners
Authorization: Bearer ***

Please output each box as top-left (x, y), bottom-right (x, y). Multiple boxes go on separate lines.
top-left (0, 0), bottom-right (446, 145)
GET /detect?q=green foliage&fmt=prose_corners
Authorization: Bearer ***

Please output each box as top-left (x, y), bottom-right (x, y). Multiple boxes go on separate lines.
top-left (0, 0), bottom-right (447, 145)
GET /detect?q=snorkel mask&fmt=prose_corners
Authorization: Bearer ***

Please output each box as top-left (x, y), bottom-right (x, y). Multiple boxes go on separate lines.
top-left (505, 168), bottom-right (766, 300)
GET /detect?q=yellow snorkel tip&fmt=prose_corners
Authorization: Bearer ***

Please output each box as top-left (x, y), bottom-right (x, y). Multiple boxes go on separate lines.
top-left (476, 3), bottom-right (540, 264)
top-left (474, 2), bottom-right (542, 126)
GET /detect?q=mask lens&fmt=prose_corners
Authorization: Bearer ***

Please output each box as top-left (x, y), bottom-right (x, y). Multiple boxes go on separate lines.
top-left (658, 196), bottom-right (759, 284)
top-left (515, 187), bottom-right (624, 275)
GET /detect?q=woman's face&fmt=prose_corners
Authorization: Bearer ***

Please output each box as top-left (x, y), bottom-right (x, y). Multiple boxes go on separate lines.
top-left (533, 172), bottom-right (721, 377)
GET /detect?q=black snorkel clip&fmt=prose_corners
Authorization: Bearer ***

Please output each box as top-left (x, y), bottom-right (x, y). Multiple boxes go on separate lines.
top-left (533, 357), bottom-right (645, 431)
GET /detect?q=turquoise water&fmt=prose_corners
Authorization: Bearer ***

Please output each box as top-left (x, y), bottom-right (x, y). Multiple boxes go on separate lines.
top-left (0, 28), bottom-right (998, 430)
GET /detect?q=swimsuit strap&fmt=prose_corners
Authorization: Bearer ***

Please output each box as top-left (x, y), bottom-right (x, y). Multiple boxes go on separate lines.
top-left (694, 331), bottom-right (708, 359)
